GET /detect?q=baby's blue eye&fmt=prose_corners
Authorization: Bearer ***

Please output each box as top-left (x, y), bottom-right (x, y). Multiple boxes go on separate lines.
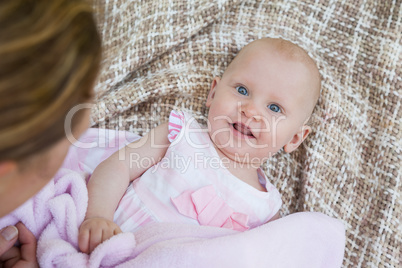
top-left (236, 86), bottom-right (248, 96)
top-left (268, 104), bottom-right (281, 113)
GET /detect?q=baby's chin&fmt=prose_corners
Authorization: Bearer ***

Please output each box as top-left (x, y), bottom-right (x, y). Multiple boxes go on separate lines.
top-left (214, 145), bottom-right (270, 166)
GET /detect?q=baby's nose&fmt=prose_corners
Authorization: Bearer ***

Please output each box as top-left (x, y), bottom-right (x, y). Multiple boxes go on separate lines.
top-left (240, 102), bottom-right (262, 121)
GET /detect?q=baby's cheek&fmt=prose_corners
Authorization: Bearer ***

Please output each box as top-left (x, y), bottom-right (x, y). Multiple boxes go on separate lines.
top-left (212, 129), bottom-right (231, 147)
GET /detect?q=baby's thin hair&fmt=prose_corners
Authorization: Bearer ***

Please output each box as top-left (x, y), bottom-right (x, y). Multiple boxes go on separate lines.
top-left (234, 38), bottom-right (322, 121)
top-left (266, 38), bottom-right (321, 98)
top-left (276, 39), bottom-right (322, 121)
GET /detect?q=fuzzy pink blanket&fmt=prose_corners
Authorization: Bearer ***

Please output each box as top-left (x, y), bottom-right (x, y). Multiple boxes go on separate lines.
top-left (0, 129), bottom-right (345, 267)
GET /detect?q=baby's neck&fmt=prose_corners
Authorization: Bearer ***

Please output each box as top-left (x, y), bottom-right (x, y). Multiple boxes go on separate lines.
top-left (214, 147), bottom-right (266, 192)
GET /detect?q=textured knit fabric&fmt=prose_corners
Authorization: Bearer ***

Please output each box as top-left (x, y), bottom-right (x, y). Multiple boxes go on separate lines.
top-left (114, 110), bottom-right (282, 232)
top-left (91, 0), bottom-right (401, 266)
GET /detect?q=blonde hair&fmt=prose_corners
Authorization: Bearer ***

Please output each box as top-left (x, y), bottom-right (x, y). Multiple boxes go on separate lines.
top-left (0, 0), bottom-right (101, 161)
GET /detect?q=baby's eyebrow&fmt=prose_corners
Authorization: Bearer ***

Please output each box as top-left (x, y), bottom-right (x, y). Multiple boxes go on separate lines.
top-left (231, 74), bottom-right (252, 86)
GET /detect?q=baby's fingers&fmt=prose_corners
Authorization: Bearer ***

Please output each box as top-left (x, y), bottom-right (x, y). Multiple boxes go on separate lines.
top-left (78, 228), bottom-right (90, 254)
top-left (88, 228), bottom-right (103, 254)
top-left (78, 219), bottom-right (122, 254)
top-left (102, 225), bottom-right (122, 244)
top-left (114, 226), bottom-right (122, 235)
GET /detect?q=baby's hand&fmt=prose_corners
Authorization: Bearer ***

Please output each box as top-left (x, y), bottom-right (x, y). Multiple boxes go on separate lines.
top-left (78, 217), bottom-right (122, 254)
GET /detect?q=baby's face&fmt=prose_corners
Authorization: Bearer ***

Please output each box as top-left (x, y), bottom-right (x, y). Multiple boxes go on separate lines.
top-left (206, 40), bottom-right (319, 166)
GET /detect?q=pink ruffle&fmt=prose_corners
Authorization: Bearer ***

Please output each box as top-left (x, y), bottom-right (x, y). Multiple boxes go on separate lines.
top-left (171, 185), bottom-right (249, 231)
top-left (167, 110), bottom-right (185, 142)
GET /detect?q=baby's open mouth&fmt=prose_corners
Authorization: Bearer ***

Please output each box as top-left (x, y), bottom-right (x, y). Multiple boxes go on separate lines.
top-left (232, 123), bottom-right (255, 138)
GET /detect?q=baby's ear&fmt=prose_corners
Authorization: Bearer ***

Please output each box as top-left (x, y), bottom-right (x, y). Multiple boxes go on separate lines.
top-left (206, 77), bottom-right (220, 107)
top-left (283, 125), bottom-right (311, 153)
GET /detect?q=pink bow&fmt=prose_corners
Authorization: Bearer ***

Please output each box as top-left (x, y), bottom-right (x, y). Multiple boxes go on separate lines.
top-left (171, 185), bottom-right (249, 231)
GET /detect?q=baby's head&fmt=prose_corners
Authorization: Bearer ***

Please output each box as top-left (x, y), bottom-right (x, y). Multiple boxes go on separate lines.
top-left (206, 38), bottom-right (320, 166)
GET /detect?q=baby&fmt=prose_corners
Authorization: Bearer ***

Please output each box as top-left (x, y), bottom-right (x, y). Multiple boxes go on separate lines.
top-left (78, 38), bottom-right (321, 254)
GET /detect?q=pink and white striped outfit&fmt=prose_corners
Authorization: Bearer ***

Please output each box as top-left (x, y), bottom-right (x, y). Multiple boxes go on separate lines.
top-left (113, 110), bottom-right (282, 233)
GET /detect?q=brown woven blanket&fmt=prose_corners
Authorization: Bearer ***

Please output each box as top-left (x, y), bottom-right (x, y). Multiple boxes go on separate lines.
top-left (91, 0), bottom-right (401, 266)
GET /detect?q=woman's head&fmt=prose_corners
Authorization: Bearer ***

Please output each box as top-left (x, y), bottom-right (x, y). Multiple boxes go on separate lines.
top-left (0, 0), bottom-right (101, 161)
top-left (0, 0), bottom-right (101, 216)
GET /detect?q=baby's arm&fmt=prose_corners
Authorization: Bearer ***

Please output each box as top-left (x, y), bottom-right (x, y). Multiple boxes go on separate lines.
top-left (78, 123), bottom-right (170, 254)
